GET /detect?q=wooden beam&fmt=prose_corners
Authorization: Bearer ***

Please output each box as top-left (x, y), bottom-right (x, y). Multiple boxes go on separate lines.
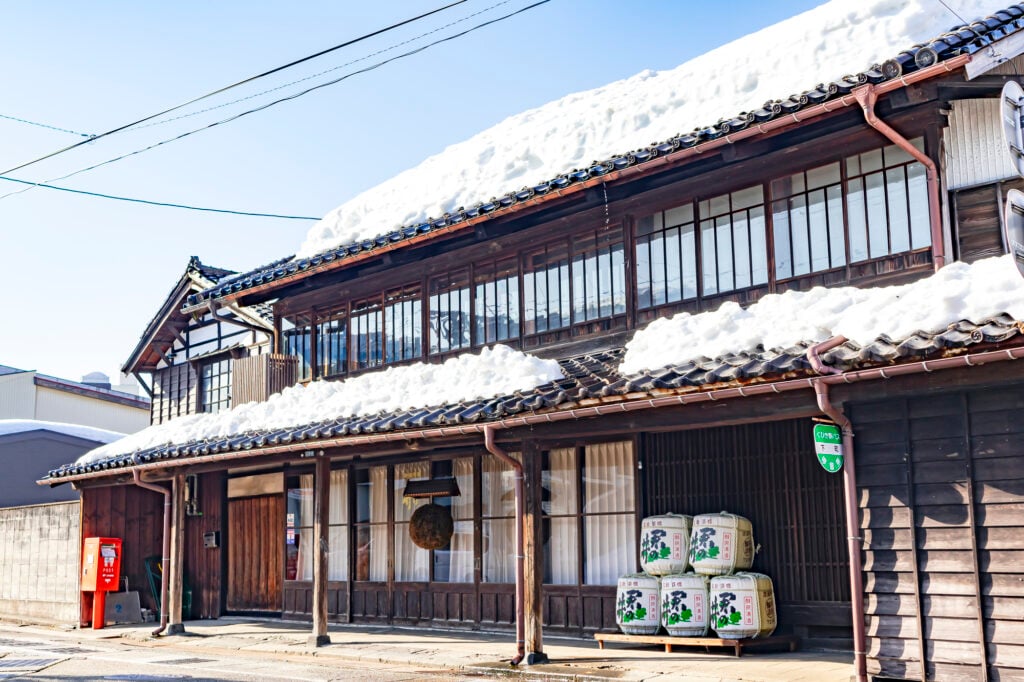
top-left (167, 473), bottom-right (187, 634)
top-left (522, 441), bottom-right (547, 663)
top-left (309, 455), bottom-right (331, 646)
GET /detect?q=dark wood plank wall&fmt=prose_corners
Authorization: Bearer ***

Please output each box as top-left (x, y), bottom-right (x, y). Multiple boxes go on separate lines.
top-left (231, 354), bottom-right (298, 406)
top-left (851, 388), bottom-right (1024, 682)
top-left (226, 494), bottom-right (283, 612)
top-left (953, 177), bottom-right (1023, 263)
top-left (80, 485), bottom-right (163, 616)
top-left (183, 471), bottom-right (225, 619)
top-left (642, 418), bottom-right (850, 639)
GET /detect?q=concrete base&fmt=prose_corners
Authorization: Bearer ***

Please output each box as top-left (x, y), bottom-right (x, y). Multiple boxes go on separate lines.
top-left (165, 623), bottom-right (187, 636)
top-left (308, 634), bottom-right (331, 647)
top-left (524, 651), bottom-right (549, 665)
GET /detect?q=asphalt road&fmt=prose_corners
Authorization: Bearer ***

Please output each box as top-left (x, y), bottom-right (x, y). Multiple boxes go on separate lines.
top-left (0, 628), bottom-right (496, 682)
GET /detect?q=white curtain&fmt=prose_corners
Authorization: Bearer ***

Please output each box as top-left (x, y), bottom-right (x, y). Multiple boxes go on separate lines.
top-left (297, 474), bottom-right (315, 581)
top-left (448, 457), bottom-right (475, 582)
top-left (482, 452), bottom-right (518, 582)
top-left (546, 448), bottom-right (578, 585)
top-left (369, 465), bottom-right (388, 581)
top-left (328, 470), bottom-right (347, 581)
top-left (583, 441), bottom-right (636, 585)
top-left (395, 461), bottom-right (431, 581)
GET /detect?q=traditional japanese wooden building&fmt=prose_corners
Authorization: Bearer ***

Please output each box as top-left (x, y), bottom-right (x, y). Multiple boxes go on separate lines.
top-left (43, 7), bottom-right (1024, 682)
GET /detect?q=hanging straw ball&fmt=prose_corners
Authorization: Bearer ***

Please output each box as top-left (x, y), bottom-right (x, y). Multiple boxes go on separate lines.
top-left (409, 502), bottom-right (454, 550)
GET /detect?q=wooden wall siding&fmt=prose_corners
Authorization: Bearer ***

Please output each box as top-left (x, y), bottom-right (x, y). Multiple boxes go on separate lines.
top-left (350, 583), bottom-right (390, 623)
top-left (80, 485), bottom-right (163, 613)
top-left (231, 354), bottom-right (298, 406)
top-left (151, 363), bottom-right (198, 425)
top-left (851, 388), bottom-right (1024, 682)
top-left (183, 471), bottom-right (225, 619)
top-left (282, 582), bottom-right (348, 621)
top-left (952, 177), bottom-right (1023, 264)
top-left (541, 585), bottom-right (617, 634)
top-left (226, 494), bottom-right (283, 613)
top-left (642, 418), bottom-right (850, 633)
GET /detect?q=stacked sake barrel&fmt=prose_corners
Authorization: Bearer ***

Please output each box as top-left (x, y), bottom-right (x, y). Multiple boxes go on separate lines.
top-left (616, 514), bottom-right (691, 634)
top-left (689, 512), bottom-right (776, 640)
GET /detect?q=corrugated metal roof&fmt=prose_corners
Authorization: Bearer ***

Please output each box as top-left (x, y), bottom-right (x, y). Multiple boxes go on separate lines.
top-left (44, 315), bottom-right (1024, 481)
top-left (185, 5), bottom-right (1024, 309)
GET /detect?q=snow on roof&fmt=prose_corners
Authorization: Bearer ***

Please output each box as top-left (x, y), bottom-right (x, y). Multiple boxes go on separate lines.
top-left (297, 0), bottom-right (1002, 259)
top-left (0, 419), bottom-right (126, 445)
top-left (77, 344), bottom-right (563, 465)
top-left (621, 255), bottom-right (1024, 375)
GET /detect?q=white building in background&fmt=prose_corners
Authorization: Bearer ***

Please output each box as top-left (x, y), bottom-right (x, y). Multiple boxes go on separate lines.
top-left (0, 364), bottom-right (150, 434)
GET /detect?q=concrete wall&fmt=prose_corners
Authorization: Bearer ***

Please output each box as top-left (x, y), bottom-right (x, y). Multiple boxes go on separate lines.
top-left (0, 501), bottom-right (80, 624)
top-left (34, 386), bottom-right (149, 434)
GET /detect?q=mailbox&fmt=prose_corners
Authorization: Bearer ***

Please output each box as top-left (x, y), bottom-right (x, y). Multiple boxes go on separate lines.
top-left (81, 537), bottom-right (122, 629)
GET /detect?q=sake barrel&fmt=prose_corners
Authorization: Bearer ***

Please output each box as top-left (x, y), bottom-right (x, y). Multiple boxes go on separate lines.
top-left (689, 511), bottom-right (755, 576)
top-left (660, 572), bottom-right (710, 637)
top-left (709, 572), bottom-right (777, 639)
top-left (640, 514), bottom-right (692, 576)
top-left (615, 573), bottom-right (661, 635)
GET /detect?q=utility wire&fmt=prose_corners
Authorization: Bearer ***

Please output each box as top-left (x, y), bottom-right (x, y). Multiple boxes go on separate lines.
top-left (0, 0), bottom-right (469, 176)
top-left (0, 0), bottom-right (553, 204)
top-left (0, 113), bottom-right (93, 138)
top-left (0, 175), bottom-right (317, 220)
top-left (132, 0), bottom-right (514, 131)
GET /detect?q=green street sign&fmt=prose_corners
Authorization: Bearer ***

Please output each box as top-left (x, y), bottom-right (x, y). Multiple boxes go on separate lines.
top-left (813, 423), bottom-right (844, 473)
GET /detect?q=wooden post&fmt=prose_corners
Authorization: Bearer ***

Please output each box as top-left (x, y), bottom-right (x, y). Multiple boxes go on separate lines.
top-left (309, 453), bottom-right (331, 646)
top-left (522, 441), bottom-right (548, 664)
top-left (167, 473), bottom-right (187, 635)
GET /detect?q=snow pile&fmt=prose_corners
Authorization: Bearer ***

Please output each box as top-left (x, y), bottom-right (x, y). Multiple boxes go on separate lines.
top-left (298, 0), bottom-right (1001, 258)
top-left (77, 345), bottom-right (563, 464)
top-left (0, 419), bottom-right (125, 444)
top-left (620, 255), bottom-right (1024, 375)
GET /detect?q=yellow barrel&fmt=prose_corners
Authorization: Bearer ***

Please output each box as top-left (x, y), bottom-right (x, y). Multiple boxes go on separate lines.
top-left (710, 572), bottom-right (777, 639)
top-left (689, 511), bottom-right (755, 576)
top-left (615, 573), bottom-right (661, 635)
top-left (660, 572), bottom-right (710, 637)
top-left (640, 514), bottom-right (692, 576)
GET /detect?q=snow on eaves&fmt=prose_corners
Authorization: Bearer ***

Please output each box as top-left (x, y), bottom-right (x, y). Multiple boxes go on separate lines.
top-left (298, 0), bottom-right (1004, 259)
top-left (0, 419), bottom-right (126, 444)
top-left (621, 255), bottom-right (1024, 375)
top-left (77, 345), bottom-right (563, 465)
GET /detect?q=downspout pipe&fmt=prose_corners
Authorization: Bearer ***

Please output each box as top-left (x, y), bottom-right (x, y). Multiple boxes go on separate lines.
top-left (853, 85), bottom-right (946, 271)
top-left (808, 337), bottom-right (867, 682)
top-left (483, 424), bottom-right (526, 667)
top-left (132, 459), bottom-right (172, 637)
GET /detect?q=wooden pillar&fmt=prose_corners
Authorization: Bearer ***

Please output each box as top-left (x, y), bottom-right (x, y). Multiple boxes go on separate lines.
top-left (167, 473), bottom-right (187, 635)
top-left (522, 441), bottom-right (548, 663)
top-left (309, 453), bottom-right (331, 646)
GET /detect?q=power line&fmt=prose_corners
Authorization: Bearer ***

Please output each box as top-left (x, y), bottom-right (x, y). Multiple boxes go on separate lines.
top-left (0, 113), bottom-right (94, 138)
top-left (0, 175), bottom-right (317, 220)
top-left (0, 0), bottom-right (553, 204)
top-left (131, 0), bottom-right (514, 131)
top-left (0, 0), bottom-right (469, 177)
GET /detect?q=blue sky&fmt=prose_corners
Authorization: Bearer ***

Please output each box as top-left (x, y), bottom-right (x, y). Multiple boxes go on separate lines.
top-left (1, 0), bottom-right (835, 383)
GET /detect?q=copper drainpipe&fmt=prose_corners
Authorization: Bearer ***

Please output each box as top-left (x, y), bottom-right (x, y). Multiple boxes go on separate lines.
top-left (853, 85), bottom-right (946, 270)
top-left (132, 461), bottom-right (172, 637)
top-left (483, 423), bottom-right (525, 666)
top-left (809, 337), bottom-right (867, 682)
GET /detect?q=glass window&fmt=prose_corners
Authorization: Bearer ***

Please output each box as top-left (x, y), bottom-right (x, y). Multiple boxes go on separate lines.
top-left (354, 466), bottom-right (387, 582)
top-left (582, 441), bottom-right (636, 585)
top-left (429, 459), bottom-right (475, 583)
top-left (429, 270), bottom-right (471, 355)
top-left (845, 138), bottom-right (930, 262)
top-left (317, 314), bottom-right (347, 378)
top-left (542, 448), bottom-right (579, 585)
top-left (200, 357), bottom-right (231, 413)
top-left (698, 185), bottom-right (767, 295)
top-left (351, 299), bottom-right (383, 370)
top-left (523, 242), bottom-right (570, 335)
top-left (384, 285), bottom-right (422, 363)
top-left (772, 162), bottom-right (845, 279)
top-left (395, 462), bottom-right (431, 582)
top-left (481, 452), bottom-right (519, 582)
top-left (572, 228), bottom-right (626, 323)
top-left (291, 470), bottom-right (349, 582)
top-left (282, 318), bottom-right (312, 381)
top-left (636, 206), bottom-right (698, 310)
top-left (474, 258), bottom-right (520, 345)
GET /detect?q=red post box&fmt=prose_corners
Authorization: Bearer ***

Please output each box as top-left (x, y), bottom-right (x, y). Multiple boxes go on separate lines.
top-left (81, 537), bottom-right (122, 629)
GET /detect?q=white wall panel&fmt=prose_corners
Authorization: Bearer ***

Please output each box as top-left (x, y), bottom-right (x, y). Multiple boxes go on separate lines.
top-left (944, 98), bottom-right (1018, 190)
top-left (34, 387), bottom-right (149, 434)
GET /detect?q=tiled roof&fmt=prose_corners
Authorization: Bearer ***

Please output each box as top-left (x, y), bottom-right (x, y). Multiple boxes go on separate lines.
top-left (45, 315), bottom-right (1024, 481)
top-left (185, 5), bottom-right (1024, 310)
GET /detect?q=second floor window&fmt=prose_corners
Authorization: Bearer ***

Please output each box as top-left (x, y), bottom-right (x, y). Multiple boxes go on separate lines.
top-left (772, 162), bottom-right (846, 279)
top-left (429, 270), bottom-right (471, 355)
top-left (636, 205), bottom-right (698, 309)
top-left (317, 315), bottom-right (347, 378)
top-left (351, 299), bottom-right (383, 370)
top-left (200, 357), bottom-right (232, 413)
top-left (700, 185), bottom-right (768, 295)
top-left (474, 258), bottom-right (520, 345)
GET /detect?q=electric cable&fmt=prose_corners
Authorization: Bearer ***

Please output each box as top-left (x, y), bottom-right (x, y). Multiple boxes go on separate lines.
top-left (0, 113), bottom-right (93, 138)
top-left (0, 0), bottom-right (469, 176)
top-left (0, 175), bottom-right (317, 220)
top-left (0, 0), bottom-right (553, 204)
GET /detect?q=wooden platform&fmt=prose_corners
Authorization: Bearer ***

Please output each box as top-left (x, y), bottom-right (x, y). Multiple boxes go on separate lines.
top-left (594, 632), bottom-right (799, 657)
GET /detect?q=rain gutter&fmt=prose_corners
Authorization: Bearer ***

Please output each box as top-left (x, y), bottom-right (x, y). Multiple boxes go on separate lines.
top-left (132, 464), bottom-right (171, 637)
top-left (483, 424), bottom-right (526, 666)
top-left (186, 55), bottom-right (970, 313)
top-left (853, 85), bottom-right (946, 270)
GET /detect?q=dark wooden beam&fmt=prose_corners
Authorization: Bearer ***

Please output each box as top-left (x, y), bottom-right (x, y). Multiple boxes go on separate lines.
top-left (522, 440), bottom-right (546, 662)
top-left (167, 473), bottom-right (187, 634)
top-left (309, 454), bottom-right (331, 646)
